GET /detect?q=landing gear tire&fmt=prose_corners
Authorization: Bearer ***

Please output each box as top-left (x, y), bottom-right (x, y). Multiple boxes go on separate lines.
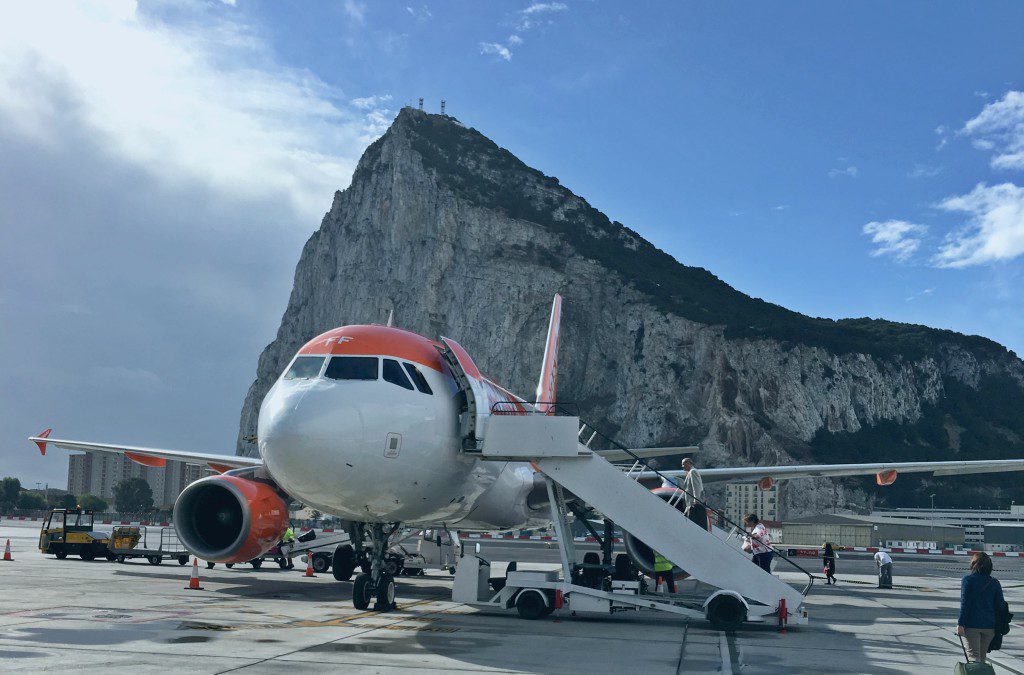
top-left (332, 545), bottom-right (355, 581)
top-left (706, 594), bottom-right (747, 632)
top-left (352, 573), bottom-right (373, 610)
top-left (516, 591), bottom-right (546, 620)
top-left (374, 573), bottom-right (396, 611)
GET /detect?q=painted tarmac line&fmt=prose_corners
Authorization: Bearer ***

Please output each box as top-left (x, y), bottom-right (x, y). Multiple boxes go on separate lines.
top-left (673, 621), bottom-right (689, 675)
top-left (718, 632), bottom-right (733, 673)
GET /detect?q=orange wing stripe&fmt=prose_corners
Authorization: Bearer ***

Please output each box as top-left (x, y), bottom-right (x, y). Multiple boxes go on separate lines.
top-left (125, 452), bottom-right (167, 468)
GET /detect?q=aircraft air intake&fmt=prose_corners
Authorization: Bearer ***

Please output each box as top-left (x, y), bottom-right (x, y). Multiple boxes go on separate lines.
top-left (173, 475), bottom-right (288, 563)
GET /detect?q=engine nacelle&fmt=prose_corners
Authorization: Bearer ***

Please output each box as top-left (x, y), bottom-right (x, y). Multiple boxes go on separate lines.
top-left (173, 475), bottom-right (288, 563)
top-left (623, 487), bottom-right (693, 577)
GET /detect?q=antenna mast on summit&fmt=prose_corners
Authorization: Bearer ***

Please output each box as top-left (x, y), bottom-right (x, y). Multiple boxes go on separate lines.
top-left (440, 99), bottom-right (446, 115)
top-left (418, 98), bottom-right (423, 110)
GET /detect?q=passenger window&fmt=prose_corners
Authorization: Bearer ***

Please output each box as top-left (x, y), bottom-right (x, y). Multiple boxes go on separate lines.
top-left (325, 356), bottom-right (378, 380)
top-left (283, 356), bottom-right (325, 380)
top-left (403, 363), bottom-right (433, 395)
top-left (383, 359), bottom-right (414, 390)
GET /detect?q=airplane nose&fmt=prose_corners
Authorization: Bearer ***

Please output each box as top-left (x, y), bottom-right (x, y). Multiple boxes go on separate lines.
top-left (257, 381), bottom-right (369, 517)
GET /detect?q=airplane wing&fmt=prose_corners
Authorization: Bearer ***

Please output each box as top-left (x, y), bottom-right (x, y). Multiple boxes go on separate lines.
top-left (647, 458), bottom-right (1024, 486)
top-left (597, 446), bottom-right (699, 463)
top-left (29, 428), bottom-right (262, 473)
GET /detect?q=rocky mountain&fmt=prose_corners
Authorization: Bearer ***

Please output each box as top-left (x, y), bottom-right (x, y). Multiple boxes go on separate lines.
top-left (237, 108), bottom-right (1024, 516)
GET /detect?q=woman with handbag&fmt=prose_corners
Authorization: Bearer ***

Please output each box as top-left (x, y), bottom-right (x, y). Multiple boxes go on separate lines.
top-left (957, 551), bottom-right (1005, 663)
top-left (822, 542), bottom-right (837, 585)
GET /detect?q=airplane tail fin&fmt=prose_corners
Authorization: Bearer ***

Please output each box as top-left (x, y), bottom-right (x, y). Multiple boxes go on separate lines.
top-left (534, 294), bottom-right (562, 414)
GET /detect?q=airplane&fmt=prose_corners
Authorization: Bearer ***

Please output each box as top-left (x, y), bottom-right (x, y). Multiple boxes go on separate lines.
top-left (29, 294), bottom-right (1024, 611)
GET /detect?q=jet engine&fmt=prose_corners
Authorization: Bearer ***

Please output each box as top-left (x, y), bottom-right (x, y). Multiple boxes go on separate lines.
top-left (173, 474), bottom-right (289, 563)
top-left (622, 487), bottom-right (691, 577)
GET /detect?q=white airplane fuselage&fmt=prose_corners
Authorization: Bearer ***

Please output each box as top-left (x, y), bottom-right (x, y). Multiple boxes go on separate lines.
top-left (258, 324), bottom-right (545, 531)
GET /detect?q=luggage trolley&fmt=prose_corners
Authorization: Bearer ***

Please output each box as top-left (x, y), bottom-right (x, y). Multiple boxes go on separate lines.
top-left (110, 525), bottom-right (190, 566)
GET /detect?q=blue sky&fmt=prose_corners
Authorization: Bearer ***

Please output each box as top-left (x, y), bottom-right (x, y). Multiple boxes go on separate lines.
top-left (2, 1), bottom-right (1023, 487)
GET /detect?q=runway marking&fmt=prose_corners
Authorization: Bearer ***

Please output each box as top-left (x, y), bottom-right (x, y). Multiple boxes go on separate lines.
top-left (718, 632), bottom-right (733, 673)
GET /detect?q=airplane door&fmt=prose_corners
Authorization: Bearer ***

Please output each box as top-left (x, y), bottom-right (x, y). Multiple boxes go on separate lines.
top-left (438, 336), bottom-right (491, 452)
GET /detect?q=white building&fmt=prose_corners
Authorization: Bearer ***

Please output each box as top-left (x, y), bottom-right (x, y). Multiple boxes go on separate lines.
top-left (68, 453), bottom-right (214, 509)
top-left (725, 483), bottom-right (779, 525)
top-left (870, 505), bottom-right (1024, 547)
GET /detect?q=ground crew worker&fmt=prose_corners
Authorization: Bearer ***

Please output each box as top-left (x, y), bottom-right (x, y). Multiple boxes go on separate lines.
top-left (281, 524), bottom-right (296, 570)
top-left (653, 550), bottom-right (676, 593)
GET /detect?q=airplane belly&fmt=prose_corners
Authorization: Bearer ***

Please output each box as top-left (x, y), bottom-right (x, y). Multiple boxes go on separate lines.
top-left (449, 462), bottom-right (544, 531)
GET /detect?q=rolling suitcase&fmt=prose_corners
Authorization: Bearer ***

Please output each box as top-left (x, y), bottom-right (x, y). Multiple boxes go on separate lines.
top-left (954, 635), bottom-right (995, 675)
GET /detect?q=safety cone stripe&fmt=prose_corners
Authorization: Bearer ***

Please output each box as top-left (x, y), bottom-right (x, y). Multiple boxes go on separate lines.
top-left (2, 539), bottom-right (12, 561)
top-left (304, 555), bottom-right (316, 577)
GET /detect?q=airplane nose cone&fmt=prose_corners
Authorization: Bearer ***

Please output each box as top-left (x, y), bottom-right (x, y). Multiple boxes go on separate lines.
top-left (258, 381), bottom-right (367, 515)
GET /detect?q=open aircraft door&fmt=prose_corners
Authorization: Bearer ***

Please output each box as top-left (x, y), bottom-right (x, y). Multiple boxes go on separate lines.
top-left (438, 336), bottom-right (492, 452)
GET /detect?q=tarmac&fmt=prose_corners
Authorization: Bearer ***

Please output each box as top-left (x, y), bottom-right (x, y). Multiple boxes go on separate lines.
top-left (2, 521), bottom-right (1023, 674)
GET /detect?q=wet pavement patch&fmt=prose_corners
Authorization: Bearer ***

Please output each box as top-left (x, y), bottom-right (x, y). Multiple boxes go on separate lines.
top-left (166, 635), bottom-right (212, 644)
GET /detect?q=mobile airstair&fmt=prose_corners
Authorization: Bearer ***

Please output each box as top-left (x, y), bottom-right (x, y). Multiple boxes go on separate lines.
top-left (449, 412), bottom-right (811, 627)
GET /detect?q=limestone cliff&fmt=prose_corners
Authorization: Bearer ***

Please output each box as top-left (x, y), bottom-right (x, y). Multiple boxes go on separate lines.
top-left (237, 108), bottom-right (1024, 516)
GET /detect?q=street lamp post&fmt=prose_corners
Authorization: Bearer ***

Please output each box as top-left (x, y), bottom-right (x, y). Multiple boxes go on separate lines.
top-left (929, 494), bottom-right (936, 546)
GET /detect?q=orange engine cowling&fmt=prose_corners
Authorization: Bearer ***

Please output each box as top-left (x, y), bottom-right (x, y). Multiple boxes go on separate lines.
top-left (172, 475), bottom-right (288, 563)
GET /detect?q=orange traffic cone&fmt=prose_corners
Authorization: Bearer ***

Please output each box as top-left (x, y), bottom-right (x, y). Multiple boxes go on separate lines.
top-left (185, 557), bottom-right (204, 590)
top-left (304, 554), bottom-right (316, 578)
top-left (2, 539), bottom-right (12, 561)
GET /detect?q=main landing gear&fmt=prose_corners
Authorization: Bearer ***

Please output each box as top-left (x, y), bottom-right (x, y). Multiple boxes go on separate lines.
top-left (344, 523), bottom-right (398, 611)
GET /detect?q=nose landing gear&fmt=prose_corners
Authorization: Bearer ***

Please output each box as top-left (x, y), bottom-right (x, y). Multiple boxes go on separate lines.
top-left (351, 523), bottom-right (400, 611)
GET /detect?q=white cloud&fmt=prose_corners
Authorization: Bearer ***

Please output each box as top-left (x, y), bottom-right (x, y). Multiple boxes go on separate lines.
top-left (343, 0), bottom-right (366, 23)
top-left (480, 42), bottom-right (513, 61)
top-left (933, 183), bottom-right (1024, 268)
top-left (908, 163), bottom-right (941, 179)
top-left (863, 220), bottom-right (928, 262)
top-left (405, 5), bottom-right (431, 20)
top-left (508, 34), bottom-right (523, 45)
top-left (962, 90), bottom-right (1024, 170)
top-left (771, 204), bottom-right (788, 211)
top-left (829, 165), bottom-right (859, 178)
top-left (0, 1), bottom-right (390, 224)
top-left (351, 94), bottom-right (393, 110)
top-left (523, 2), bottom-right (568, 14)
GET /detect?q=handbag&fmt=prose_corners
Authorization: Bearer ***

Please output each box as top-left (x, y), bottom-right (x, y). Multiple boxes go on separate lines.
top-left (954, 634), bottom-right (996, 675)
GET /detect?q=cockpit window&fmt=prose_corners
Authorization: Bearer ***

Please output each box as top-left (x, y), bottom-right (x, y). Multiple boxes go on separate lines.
top-left (383, 359), bottom-right (414, 390)
top-left (283, 356), bottom-right (325, 380)
top-left (325, 356), bottom-right (378, 381)
top-left (403, 363), bottom-right (433, 395)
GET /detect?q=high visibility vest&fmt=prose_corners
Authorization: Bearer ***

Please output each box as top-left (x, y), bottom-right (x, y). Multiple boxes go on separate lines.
top-left (653, 551), bottom-right (672, 572)
top-left (283, 527), bottom-right (295, 543)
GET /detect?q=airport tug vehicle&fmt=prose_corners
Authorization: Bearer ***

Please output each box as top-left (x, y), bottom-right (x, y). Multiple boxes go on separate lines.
top-left (452, 412), bottom-right (813, 629)
top-left (38, 509), bottom-right (116, 561)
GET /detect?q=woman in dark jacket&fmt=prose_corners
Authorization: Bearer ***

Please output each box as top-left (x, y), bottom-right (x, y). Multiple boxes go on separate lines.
top-left (822, 542), bottom-right (837, 585)
top-left (957, 551), bottom-right (1005, 663)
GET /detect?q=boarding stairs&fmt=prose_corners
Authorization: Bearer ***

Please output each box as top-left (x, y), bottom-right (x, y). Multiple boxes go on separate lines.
top-left (475, 411), bottom-right (810, 620)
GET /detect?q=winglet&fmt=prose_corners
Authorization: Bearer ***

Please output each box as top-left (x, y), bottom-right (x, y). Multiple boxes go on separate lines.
top-left (534, 294), bottom-right (562, 414)
top-left (33, 428), bottom-right (53, 456)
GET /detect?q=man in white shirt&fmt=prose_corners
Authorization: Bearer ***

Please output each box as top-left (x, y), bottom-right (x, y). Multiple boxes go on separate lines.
top-left (743, 513), bottom-right (774, 573)
top-left (874, 550), bottom-right (893, 588)
top-left (660, 458), bottom-right (708, 531)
